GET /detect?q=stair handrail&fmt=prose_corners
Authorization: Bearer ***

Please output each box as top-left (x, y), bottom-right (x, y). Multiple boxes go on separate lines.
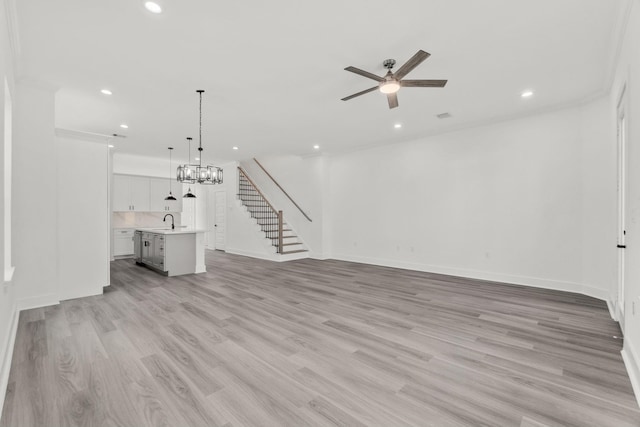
top-left (237, 166), bottom-right (284, 253)
top-left (238, 166), bottom-right (278, 214)
top-left (253, 158), bottom-right (313, 222)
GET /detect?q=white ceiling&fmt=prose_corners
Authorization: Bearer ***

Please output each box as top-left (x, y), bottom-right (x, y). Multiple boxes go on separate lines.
top-left (17, 0), bottom-right (624, 162)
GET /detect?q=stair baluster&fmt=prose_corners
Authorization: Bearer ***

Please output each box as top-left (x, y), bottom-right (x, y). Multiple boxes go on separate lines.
top-left (237, 167), bottom-right (284, 253)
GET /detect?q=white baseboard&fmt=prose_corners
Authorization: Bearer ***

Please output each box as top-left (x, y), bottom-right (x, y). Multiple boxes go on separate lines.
top-left (621, 338), bottom-right (640, 408)
top-left (226, 247), bottom-right (309, 263)
top-left (226, 247), bottom-right (279, 262)
top-left (0, 305), bottom-right (19, 421)
top-left (606, 299), bottom-right (618, 321)
top-left (332, 253), bottom-right (609, 301)
top-left (309, 251), bottom-right (331, 260)
top-left (16, 293), bottom-right (59, 311)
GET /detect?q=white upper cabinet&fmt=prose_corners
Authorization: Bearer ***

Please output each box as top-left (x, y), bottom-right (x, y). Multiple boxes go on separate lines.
top-left (131, 177), bottom-right (150, 211)
top-left (147, 177), bottom-right (184, 212)
top-left (113, 175), bottom-right (131, 211)
top-left (169, 179), bottom-right (183, 212)
top-left (149, 178), bottom-right (168, 212)
top-left (112, 175), bottom-right (150, 212)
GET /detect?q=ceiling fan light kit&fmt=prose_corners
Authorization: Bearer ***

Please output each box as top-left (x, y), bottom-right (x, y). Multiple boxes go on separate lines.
top-left (342, 50), bottom-right (447, 109)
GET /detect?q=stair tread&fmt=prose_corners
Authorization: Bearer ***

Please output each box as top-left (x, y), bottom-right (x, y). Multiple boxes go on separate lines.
top-left (280, 249), bottom-right (308, 255)
top-left (281, 242), bottom-right (303, 246)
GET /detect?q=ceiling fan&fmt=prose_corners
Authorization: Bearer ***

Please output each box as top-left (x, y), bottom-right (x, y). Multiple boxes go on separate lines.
top-left (341, 50), bottom-right (447, 109)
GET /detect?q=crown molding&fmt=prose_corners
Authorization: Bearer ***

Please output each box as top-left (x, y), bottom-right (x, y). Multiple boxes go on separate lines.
top-left (327, 90), bottom-right (610, 159)
top-left (16, 76), bottom-right (60, 92)
top-left (4, 0), bottom-right (21, 76)
top-left (603, 0), bottom-right (634, 93)
top-left (55, 128), bottom-right (114, 143)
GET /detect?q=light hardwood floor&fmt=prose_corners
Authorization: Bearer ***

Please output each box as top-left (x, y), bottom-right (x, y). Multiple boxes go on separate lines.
top-left (1, 250), bottom-right (639, 426)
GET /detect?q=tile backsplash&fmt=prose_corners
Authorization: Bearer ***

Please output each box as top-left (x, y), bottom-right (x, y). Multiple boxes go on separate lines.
top-left (112, 212), bottom-right (182, 229)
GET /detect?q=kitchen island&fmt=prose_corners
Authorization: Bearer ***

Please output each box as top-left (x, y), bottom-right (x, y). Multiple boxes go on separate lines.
top-left (134, 228), bottom-right (207, 276)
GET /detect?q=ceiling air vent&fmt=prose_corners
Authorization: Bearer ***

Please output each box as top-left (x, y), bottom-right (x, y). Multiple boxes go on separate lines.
top-left (436, 112), bottom-right (452, 119)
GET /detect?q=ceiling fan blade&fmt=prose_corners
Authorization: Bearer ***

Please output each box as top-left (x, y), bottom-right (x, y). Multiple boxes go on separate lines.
top-left (401, 79), bottom-right (447, 88)
top-left (394, 50), bottom-right (431, 80)
top-left (387, 93), bottom-right (399, 109)
top-left (344, 66), bottom-right (384, 82)
top-left (341, 86), bottom-right (378, 101)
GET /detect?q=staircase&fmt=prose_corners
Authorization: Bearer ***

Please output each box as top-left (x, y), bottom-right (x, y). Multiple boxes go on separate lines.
top-left (237, 167), bottom-right (308, 256)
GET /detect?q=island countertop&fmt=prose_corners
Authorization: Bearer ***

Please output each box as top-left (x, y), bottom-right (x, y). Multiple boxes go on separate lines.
top-left (135, 227), bottom-right (208, 235)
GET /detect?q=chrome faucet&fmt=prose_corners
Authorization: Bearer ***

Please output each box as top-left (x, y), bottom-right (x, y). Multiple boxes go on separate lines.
top-left (163, 214), bottom-right (175, 230)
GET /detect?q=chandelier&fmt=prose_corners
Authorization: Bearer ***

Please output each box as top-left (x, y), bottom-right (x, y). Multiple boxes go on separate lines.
top-left (176, 90), bottom-right (223, 188)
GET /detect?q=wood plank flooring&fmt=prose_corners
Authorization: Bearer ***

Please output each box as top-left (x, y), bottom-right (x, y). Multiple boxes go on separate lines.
top-left (1, 250), bottom-right (639, 426)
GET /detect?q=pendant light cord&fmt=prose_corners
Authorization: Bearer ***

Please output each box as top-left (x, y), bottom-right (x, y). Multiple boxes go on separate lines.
top-left (197, 89), bottom-right (204, 168)
top-left (168, 147), bottom-right (172, 194)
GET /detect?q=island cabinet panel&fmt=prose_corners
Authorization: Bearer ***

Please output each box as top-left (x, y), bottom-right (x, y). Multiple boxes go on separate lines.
top-left (164, 234), bottom-right (196, 276)
top-left (113, 229), bottom-right (135, 257)
top-left (153, 234), bottom-right (165, 269)
top-left (113, 175), bottom-right (150, 212)
top-left (134, 230), bottom-right (202, 277)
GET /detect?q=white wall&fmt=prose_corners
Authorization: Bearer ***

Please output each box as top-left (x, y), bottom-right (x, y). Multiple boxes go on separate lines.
top-left (57, 136), bottom-right (109, 300)
top-left (240, 155), bottom-right (331, 258)
top-left (13, 82), bottom-right (59, 308)
top-left (579, 97), bottom-right (617, 307)
top-left (329, 102), bottom-right (614, 300)
top-left (181, 183), bottom-right (208, 231)
top-left (0, 0), bottom-right (17, 416)
top-left (611, 0), bottom-right (640, 403)
top-left (113, 152), bottom-right (168, 178)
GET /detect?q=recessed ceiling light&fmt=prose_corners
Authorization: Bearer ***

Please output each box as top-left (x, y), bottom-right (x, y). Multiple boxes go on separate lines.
top-left (232, 146), bottom-right (239, 150)
top-left (101, 89), bottom-right (112, 95)
top-left (120, 124), bottom-right (128, 129)
top-left (394, 124), bottom-right (402, 129)
top-left (521, 90), bottom-right (534, 98)
top-left (313, 145), bottom-right (320, 150)
top-left (108, 144), bottom-right (114, 148)
top-left (144, 1), bottom-right (162, 13)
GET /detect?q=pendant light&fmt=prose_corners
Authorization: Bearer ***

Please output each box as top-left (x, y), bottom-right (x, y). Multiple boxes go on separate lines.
top-left (184, 187), bottom-right (196, 198)
top-left (164, 147), bottom-right (177, 201)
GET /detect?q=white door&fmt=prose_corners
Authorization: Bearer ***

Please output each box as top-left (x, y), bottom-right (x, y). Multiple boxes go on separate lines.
top-left (214, 191), bottom-right (226, 250)
top-left (617, 89), bottom-right (627, 328)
